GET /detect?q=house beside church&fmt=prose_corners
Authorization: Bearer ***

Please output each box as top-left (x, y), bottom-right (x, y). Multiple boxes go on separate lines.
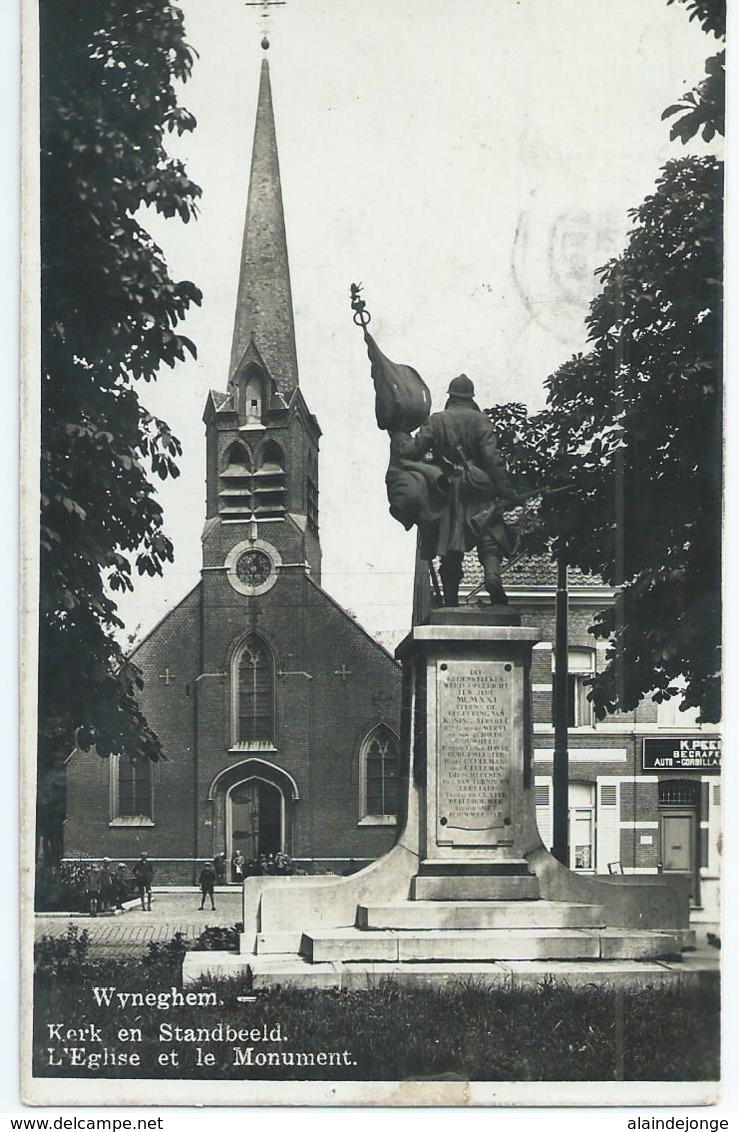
top-left (462, 557), bottom-right (721, 921)
top-left (62, 60), bottom-right (402, 882)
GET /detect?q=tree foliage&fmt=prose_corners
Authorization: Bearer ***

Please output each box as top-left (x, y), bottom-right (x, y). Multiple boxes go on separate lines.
top-left (39, 0), bottom-right (202, 819)
top-left (666, 0), bottom-right (725, 39)
top-left (663, 0), bottom-right (724, 143)
top-left (540, 158), bottom-right (722, 722)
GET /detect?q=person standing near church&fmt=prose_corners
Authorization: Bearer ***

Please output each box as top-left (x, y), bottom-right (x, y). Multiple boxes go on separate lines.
top-left (86, 862), bottom-right (101, 916)
top-left (213, 851), bottom-right (226, 885)
top-left (133, 851), bottom-right (154, 911)
top-left (99, 858), bottom-right (114, 913)
top-left (113, 862), bottom-right (129, 910)
top-left (198, 861), bottom-right (216, 911)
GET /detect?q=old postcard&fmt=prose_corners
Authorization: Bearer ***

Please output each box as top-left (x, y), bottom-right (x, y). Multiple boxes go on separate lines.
top-left (21, 0), bottom-right (725, 1109)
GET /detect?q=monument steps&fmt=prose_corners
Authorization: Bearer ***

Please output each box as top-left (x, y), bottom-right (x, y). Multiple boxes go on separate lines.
top-left (184, 949), bottom-right (707, 991)
top-left (355, 900), bottom-right (607, 931)
top-left (299, 926), bottom-right (683, 964)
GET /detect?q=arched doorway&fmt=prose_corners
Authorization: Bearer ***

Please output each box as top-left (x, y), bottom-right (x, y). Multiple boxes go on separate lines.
top-left (210, 758), bottom-right (299, 881)
top-left (228, 778), bottom-right (283, 862)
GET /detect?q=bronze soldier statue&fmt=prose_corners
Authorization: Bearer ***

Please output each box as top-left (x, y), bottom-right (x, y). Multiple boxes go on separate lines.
top-left (388, 374), bottom-right (517, 607)
top-left (351, 286), bottom-right (518, 608)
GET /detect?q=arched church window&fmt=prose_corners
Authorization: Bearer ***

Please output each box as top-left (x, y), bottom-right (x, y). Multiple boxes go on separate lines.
top-left (110, 755), bottom-right (153, 824)
top-left (360, 725), bottom-right (399, 821)
top-left (234, 635), bottom-right (275, 746)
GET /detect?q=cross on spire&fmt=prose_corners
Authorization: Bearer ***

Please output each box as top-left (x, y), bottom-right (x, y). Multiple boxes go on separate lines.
top-left (245, 0), bottom-right (286, 49)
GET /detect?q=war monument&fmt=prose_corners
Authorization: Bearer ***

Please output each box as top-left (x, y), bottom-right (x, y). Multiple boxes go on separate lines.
top-left (184, 294), bottom-right (693, 989)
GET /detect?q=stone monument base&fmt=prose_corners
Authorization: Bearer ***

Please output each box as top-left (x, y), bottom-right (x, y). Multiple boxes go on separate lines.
top-left (183, 610), bottom-right (694, 988)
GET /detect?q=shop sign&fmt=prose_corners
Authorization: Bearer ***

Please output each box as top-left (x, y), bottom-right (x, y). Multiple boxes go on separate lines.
top-left (642, 737), bottom-right (721, 773)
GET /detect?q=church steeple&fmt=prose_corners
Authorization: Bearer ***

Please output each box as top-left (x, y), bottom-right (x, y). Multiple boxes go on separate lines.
top-left (203, 52), bottom-right (321, 580)
top-left (228, 58), bottom-right (299, 396)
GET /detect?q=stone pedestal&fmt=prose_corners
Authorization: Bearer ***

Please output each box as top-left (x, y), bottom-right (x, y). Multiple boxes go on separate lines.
top-left (398, 613), bottom-right (542, 886)
top-left (183, 607), bottom-right (694, 987)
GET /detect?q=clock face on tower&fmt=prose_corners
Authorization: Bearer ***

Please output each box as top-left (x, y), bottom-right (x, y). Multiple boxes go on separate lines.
top-left (224, 539), bottom-right (281, 596)
top-left (235, 549), bottom-right (272, 588)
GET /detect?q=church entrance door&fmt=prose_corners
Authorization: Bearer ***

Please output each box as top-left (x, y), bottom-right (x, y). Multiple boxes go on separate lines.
top-left (229, 778), bottom-right (283, 868)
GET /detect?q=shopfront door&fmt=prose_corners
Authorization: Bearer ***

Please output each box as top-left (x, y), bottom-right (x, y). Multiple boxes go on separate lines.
top-left (659, 807), bottom-right (698, 902)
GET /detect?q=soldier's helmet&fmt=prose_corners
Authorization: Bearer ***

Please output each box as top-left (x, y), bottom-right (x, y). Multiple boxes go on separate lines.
top-left (447, 374), bottom-right (476, 400)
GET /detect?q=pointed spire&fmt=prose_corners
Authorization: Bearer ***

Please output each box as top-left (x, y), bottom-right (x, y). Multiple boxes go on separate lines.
top-left (228, 59), bottom-right (298, 395)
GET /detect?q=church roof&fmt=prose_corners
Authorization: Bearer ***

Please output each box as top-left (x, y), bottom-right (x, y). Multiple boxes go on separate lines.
top-left (228, 59), bottom-right (299, 398)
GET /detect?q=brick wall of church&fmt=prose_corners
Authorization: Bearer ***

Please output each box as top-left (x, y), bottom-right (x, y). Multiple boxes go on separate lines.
top-left (192, 565), bottom-right (401, 872)
top-left (64, 586), bottom-right (203, 882)
top-left (64, 562), bottom-right (403, 883)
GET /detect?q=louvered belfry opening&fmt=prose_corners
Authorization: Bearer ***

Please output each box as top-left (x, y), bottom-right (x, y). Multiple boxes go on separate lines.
top-left (219, 439), bottom-right (286, 523)
top-left (238, 636), bottom-right (274, 744)
top-left (254, 440), bottom-right (286, 519)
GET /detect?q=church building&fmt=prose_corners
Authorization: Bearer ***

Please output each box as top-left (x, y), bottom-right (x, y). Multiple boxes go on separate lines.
top-left (62, 60), bottom-right (402, 882)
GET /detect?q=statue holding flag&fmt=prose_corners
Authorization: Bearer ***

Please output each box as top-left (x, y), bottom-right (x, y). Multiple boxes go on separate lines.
top-left (350, 285), bottom-right (518, 607)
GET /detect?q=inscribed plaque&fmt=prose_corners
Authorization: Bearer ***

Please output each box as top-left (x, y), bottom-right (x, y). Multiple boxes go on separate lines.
top-left (436, 660), bottom-right (514, 840)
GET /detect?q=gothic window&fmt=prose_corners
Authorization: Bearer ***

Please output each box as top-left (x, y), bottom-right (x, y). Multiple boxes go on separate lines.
top-left (234, 636), bottom-right (275, 746)
top-left (111, 755), bottom-right (153, 823)
top-left (360, 725), bottom-right (399, 821)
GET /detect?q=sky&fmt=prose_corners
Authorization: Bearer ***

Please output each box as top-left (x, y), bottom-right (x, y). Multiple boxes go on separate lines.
top-left (116, 0), bottom-right (718, 648)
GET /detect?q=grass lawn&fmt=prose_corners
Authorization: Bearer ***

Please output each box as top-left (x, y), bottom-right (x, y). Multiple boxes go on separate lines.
top-left (32, 929), bottom-right (719, 1083)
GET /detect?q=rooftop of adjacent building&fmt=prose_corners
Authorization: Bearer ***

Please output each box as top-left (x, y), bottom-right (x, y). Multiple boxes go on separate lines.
top-left (462, 553), bottom-right (606, 592)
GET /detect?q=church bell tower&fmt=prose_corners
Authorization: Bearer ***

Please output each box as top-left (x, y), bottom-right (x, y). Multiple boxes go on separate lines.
top-left (202, 57), bottom-right (321, 584)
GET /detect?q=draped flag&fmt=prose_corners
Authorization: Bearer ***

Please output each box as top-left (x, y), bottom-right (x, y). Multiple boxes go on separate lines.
top-left (363, 330), bottom-right (432, 433)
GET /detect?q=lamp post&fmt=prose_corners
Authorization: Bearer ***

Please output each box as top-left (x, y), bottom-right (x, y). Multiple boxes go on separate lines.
top-left (552, 536), bottom-right (569, 865)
